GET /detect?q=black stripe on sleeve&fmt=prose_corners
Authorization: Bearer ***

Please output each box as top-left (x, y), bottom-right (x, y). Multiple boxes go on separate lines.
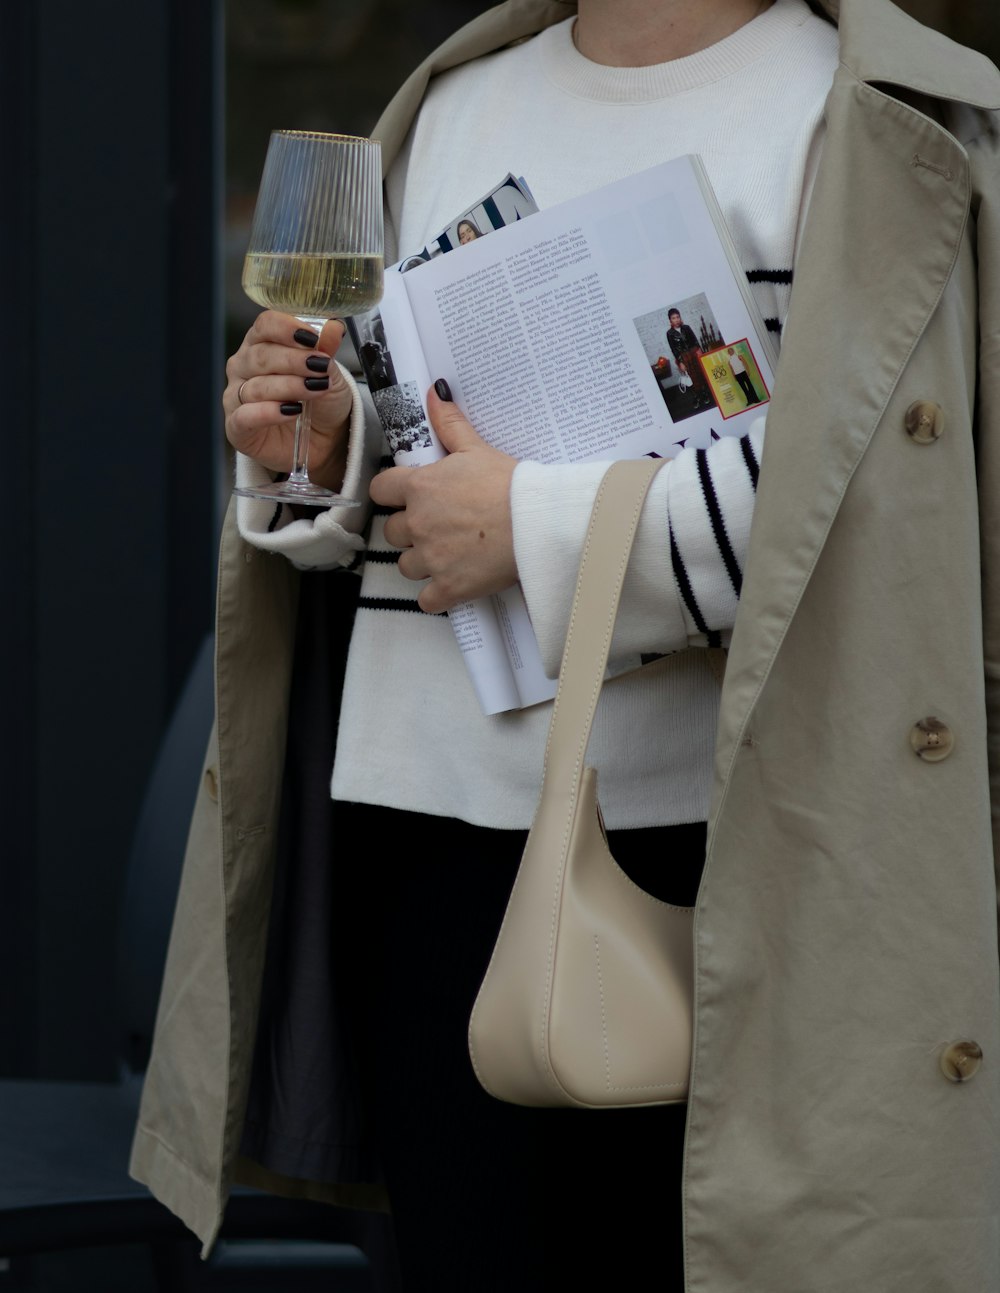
top-left (358, 595), bottom-right (446, 617)
top-left (696, 449), bottom-right (742, 597)
top-left (371, 502), bottom-right (398, 518)
top-left (379, 454), bottom-right (394, 469)
top-left (764, 317), bottom-right (782, 335)
top-left (746, 269), bottom-right (794, 285)
top-left (670, 523), bottom-right (720, 647)
top-left (740, 434), bottom-right (760, 492)
top-left (364, 549), bottom-right (400, 565)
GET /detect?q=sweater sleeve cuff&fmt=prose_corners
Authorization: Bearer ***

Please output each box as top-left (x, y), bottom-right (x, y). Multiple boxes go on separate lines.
top-left (234, 363), bottom-right (383, 571)
top-left (666, 416), bottom-right (765, 641)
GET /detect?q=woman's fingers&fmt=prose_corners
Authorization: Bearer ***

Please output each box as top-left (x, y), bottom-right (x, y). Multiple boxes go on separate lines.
top-left (226, 399), bottom-right (302, 460)
top-left (242, 340), bottom-right (331, 379)
top-left (224, 314), bottom-right (344, 395)
top-left (227, 370), bottom-right (332, 413)
top-left (245, 311), bottom-right (345, 361)
top-left (381, 506), bottom-right (410, 550)
top-left (223, 312), bottom-right (354, 488)
top-left (223, 313), bottom-right (352, 418)
top-left (246, 310), bottom-right (341, 350)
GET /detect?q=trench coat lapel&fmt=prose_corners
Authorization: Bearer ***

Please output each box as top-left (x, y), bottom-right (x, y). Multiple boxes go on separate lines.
top-left (711, 0), bottom-right (996, 791)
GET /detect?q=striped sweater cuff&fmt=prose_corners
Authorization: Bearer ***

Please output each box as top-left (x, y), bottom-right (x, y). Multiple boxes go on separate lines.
top-left (512, 414), bottom-right (766, 676)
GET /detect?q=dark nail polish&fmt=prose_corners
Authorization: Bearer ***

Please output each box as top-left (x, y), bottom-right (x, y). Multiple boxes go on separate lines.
top-left (434, 378), bottom-right (453, 402)
top-left (280, 401), bottom-right (303, 416)
top-left (293, 327), bottom-right (319, 348)
top-left (304, 376), bottom-right (330, 391)
top-left (306, 354), bottom-right (331, 373)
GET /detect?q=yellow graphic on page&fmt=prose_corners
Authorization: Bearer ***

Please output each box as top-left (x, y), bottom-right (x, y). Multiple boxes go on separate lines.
top-left (699, 339), bottom-right (770, 420)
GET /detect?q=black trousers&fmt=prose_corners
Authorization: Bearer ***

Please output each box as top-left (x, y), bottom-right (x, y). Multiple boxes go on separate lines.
top-left (335, 803), bottom-right (706, 1292)
top-left (734, 369), bottom-right (759, 404)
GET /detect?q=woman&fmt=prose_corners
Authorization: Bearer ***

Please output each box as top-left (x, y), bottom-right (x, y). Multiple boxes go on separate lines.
top-left (132, 0), bottom-right (1000, 1288)
top-left (456, 216), bottom-right (482, 243)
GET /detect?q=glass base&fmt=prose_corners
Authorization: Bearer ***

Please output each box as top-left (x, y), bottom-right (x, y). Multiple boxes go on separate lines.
top-left (234, 480), bottom-right (360, 508)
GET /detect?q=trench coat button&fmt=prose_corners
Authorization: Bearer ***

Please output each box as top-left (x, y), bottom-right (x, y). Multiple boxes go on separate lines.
top-left (909, 717), bottom-right (954, 762)
top-left (204, 766), bottom-right (219, 802)
top-left (940, 1040), bottom-right (982, 1083)
top-left (904, 401), bottom-right (944, 444)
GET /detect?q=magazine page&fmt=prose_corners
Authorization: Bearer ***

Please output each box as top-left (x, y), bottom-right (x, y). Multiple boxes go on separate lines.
top-left (347, 176), bottom-right (555, 715)
top-left (367, 258), bottom-right (556, 711)
top-left (490, 584), bottom-right (557, 708)
top-left (400, 155), bottom-right (775, 470)
top-left (347, 174), bottom-right (538, 467)
top-left (419, 173), bottom-right (538, 262)
top-left (449, 596), bottom-right (523, 714)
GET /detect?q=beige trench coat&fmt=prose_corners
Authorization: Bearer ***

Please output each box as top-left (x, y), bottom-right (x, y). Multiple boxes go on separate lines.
top-left (132, 0), bottom-right (1000, 1286)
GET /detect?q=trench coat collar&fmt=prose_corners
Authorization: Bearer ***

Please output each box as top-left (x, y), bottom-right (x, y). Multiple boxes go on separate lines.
top-left (836, 0), bottom-right (1000, 108)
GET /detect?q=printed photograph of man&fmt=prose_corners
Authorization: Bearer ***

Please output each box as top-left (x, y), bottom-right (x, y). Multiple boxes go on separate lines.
top-left (699, 338), bottom-right (770, 417)
top-left (727, 345), bottom-right (761, 403)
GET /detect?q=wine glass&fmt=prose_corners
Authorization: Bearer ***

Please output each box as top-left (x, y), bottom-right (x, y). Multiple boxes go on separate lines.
top-left (237, 130), bottom-right (384, 507)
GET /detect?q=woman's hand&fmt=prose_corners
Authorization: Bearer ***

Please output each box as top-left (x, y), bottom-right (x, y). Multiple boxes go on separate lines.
top-left (223, 312), bottom-right (354, 492)
top-left (370, 385), bottom-right (518, 613)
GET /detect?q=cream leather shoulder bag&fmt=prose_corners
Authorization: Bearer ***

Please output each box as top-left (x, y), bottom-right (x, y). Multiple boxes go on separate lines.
top-left (469, 458), bottom-right (694, 1109)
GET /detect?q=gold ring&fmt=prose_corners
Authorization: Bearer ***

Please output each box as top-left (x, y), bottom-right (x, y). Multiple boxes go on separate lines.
top-left (237, 380), bottom-right (250, 405)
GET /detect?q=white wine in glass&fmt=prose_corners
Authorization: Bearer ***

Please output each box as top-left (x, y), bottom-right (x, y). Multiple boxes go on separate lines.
top-left (237, 130), bottom-right (384, 507)
top-left (242, 252), bottom-right (383, 319)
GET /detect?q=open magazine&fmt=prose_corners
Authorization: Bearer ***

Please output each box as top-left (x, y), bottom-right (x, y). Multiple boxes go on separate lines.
top-left (350, 157), bottom-right (778, 715)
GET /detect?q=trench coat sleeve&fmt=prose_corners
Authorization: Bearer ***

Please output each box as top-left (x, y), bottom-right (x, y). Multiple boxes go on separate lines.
top-left (129, 500), bottom-right (389, 1253)
top-left (130, 6), bottom-right (583, 1254)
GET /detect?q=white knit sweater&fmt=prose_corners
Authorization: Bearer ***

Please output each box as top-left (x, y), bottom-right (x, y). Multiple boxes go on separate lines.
top-left (236, 0), bottom-right (839, 829)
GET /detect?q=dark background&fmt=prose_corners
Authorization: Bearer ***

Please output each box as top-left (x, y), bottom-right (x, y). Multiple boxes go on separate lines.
top-left (1, 0), bottom-right (997, 1084)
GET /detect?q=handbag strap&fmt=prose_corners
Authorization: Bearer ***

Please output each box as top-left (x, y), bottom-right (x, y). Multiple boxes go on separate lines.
top-left (540, 458), bottom-right (668, 792)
